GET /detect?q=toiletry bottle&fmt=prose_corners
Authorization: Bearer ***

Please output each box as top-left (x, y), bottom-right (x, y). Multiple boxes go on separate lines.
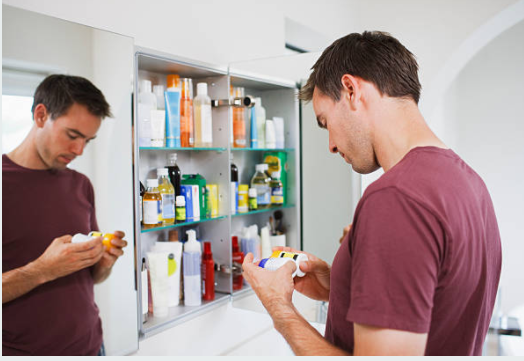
top-left (231, 156), bottom-right (239, 214)
top-left (143, 179), bottom-right (162, 228)
top-left (270, 171), bottom-right (284, 206)
top-left (166, 153), bottom-right (181, 198)
top-left (183, 230), bottom-right (202, 306)
top-left (251, 164), bottom-right (271, 209)
top-left (141, 258), bottom-right (149, 323)
top-left (157, 168), bottom-right (175, 225)
top-left (265, 119), bottom-right (276, 149)
top-left (232, 236), bottom-right (244, 290)
top-left (165, 74), bottom-right (181, 147)
top-left (180, 78), bottom-right (194, 147)
top-left (175, 195), bottom-right (186, 222)
top-left (273, 117), bottom-right (285, 149)
top-left (194, 82), bottom-right (213, 147)
top-left (248, 188), bottom-right (257, 210)
top-left (255, 97), bottom-right (266, 148)
top-left (260, 226), bottom-right (272, 258)
top-left (201, 242), bottom-right (215, 301)
top-left (269, 251), bottom-right (309, 277)
top-left (232, 86), bottom-right (246, 148)
top-left (138, 79), bottom-right (157, 147)
top-left (250, 106), bottom-right (258, 149)
top-left (258, 257), bottom-right (305, 278)
top-left (153, 85), bottom-right (165, 110)
top-left (238, 184), bottom-right (249, 213)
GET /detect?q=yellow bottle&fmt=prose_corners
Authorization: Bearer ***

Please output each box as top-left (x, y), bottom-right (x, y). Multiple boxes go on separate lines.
top-left (157, 168), bottom-right (175, 225)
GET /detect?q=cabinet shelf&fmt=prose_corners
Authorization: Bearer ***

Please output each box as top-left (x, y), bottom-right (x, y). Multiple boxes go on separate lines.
top-left (231, 148), bottom-right (294, 152)
top-left (139, 146), bottom-right (227, 152)
top-left (231, 204), bottom-right (295, 217)
top-left (141, 215), bottom-right (228, 233)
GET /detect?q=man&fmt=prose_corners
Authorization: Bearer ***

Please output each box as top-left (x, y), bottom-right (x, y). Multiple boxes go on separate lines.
top-left (242, 31), bottom-right (501, 356)
top-left (2, 74), bottom-right (128, 355)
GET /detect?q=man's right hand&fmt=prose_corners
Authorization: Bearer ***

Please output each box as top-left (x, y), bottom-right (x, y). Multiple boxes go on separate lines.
top-left (272, 247), bottom-right (331, 302)
top-left (34, 235), bottom-right (105, 283)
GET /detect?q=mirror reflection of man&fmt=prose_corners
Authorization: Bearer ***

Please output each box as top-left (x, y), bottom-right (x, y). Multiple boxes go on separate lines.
top-left (2, 74), bottom-right (127, 356)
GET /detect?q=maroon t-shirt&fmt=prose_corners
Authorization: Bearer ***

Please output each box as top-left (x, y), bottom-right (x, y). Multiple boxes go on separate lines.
top-left (325, 147), bottom-right (501, 355)
top-left (2, 154), bottom-right (103, 355)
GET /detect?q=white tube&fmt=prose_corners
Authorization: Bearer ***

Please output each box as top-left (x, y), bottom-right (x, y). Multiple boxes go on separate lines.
top-left (147, 252), bottom-right (169, 318)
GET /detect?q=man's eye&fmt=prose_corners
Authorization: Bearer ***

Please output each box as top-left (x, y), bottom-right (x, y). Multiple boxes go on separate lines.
top-left (67, 134), bottom-right (78, 140)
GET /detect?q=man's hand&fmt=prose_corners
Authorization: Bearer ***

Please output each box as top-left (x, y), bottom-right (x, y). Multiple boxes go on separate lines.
top-left (35, 234), bottom-right (105, 283)
top-left (273, 246), bottom-right (331, 302)
top-left (340, 224), bottom-right (352, 244)
top-left (92, 231), bottom-right (127, 284)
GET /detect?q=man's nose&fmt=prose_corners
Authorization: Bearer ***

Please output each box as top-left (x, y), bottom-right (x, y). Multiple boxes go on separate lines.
top-left (71, 139), bottom-right (85, 156)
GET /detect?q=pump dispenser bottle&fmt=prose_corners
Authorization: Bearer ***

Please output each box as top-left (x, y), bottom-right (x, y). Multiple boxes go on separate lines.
top-left (183, 230), bottom-right (202, 306)
top-left (202, 242), bottom-right (215, 301)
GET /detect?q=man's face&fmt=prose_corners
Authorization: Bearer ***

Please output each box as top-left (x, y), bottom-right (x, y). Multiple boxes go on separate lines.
top-left (35, 103), bottom-right (101, 170)
top-left (312, 87), bottom-right (379, 174)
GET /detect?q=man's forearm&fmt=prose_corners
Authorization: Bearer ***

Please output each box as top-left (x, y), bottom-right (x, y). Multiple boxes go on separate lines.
top-left (270, 302), bottom-right (350, 356)
top-left (2, 261), bottom-right (47, 304)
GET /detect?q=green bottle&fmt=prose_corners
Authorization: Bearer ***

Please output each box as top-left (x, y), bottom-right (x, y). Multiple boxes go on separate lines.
top-left (181, 174), bottom-right (207, 218)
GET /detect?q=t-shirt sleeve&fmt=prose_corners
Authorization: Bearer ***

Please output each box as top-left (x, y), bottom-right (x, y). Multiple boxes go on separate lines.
top-left (85, 177), bottom-right (99, 232)
top-left (347, 187), bottom-right (443, 333)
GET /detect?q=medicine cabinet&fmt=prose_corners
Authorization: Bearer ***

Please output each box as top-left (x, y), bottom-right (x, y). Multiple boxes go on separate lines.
top-left (133, 48), bottom-right (302, 338)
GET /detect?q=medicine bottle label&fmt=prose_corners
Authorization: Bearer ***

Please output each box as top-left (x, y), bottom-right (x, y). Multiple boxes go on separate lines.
top-left (143, 200), bottom-right (161, 224)
top-left (271, 186), bottom-right (284, 205)
top-left (161, 193), bottom-right (175, 219)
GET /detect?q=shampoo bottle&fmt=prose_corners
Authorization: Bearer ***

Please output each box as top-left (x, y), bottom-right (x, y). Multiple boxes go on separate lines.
top-left (201, 242), bottom-right (215, 301)
top-left (254, 97), bottom-right (266, 148)
top-left (194, 82), bottom-right (213, 147)
top-left (183, 230), bottom-right (202, 306)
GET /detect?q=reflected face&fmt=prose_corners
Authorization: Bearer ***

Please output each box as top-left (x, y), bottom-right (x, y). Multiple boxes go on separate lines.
top-left (35, 103), bottom-right (101, 170)
top-left (312, 87), bottom-right (379, 174)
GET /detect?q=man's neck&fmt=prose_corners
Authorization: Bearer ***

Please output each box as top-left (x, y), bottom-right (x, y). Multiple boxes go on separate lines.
top-left (7, 130), bottom-right (48, 170)
top-left (372, 101), bottom-right (447, 172)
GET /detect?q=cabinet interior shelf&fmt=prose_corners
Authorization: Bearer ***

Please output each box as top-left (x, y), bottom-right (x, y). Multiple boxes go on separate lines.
top-left (231, 204), bottom-right (295, 217)
top-left (141, 215), bottom-right (227, 233)
top-left (139, 147), bottom-right (227, 152)
top-left (231, 148), bottom-right (294, 152)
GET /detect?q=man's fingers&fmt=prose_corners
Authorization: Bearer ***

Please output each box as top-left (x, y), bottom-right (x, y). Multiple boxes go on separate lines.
top-left (113, 230), bottom-right (125, 239)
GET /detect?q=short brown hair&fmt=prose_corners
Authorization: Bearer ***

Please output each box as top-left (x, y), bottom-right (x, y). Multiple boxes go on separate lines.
top-left (299, 31), bottom-right (421, 104)
top-left (32, 74), bottom-right (112, 120)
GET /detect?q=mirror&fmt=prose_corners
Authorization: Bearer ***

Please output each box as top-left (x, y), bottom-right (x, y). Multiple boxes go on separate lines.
top-left (2, 5), bottom-right (137, 355)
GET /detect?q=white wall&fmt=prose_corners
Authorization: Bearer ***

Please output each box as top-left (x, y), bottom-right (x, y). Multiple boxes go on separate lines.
top-left (433, 20), bottom-right (524, 314)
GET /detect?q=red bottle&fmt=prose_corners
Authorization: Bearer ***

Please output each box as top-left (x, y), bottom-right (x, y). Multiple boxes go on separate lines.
top-left (202, 242), bottom-right (215, 301)
top-left (232, 236), bottom-right (245, 290)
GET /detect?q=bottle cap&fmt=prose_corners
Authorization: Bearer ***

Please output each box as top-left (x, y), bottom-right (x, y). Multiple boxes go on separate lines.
top-left (239, 184), bottom-right (249, 192)
top-left (157, 168), bottom-right (168, 176)
top-left (248, 188), bottom-right (257, 197)
top-left (140, 79), bottom-right (152, 93)
top-left (256, 164), bottom-right (265, 172)
top-left (167, 74), bottom-right (180, 89)
top-left (271, 171), bottom-right (280, 179)
top-left (203, 242), bottom-right (212, 254)
top-left (184, 229), bottom-right (201, 253)
top-left (176, 195), bottom-right (185, 206)
top-left (146, 179), bottom-right (158, 188)
top-left (255, 97), bottom-right (262, 107)
top-left (197, 82), bottom-right (208, 96)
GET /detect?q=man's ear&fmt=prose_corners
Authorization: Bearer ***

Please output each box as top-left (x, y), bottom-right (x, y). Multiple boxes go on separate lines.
top-left (33, 104), bottom-right (49, 128)
top-left (341, 74), bottom-right (361, 111)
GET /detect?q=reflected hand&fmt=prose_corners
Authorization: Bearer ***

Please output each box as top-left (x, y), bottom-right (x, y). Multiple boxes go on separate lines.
top-left (273, 246), bottom-right (331, 302)
top-left (96, 230), bottom-right (127, 271)
top-left (35, 234), bottom-right (105, 282)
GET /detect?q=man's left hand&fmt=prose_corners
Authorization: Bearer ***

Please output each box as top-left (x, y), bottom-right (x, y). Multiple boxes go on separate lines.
top-left (92, 231), bottom-right (127, 283)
